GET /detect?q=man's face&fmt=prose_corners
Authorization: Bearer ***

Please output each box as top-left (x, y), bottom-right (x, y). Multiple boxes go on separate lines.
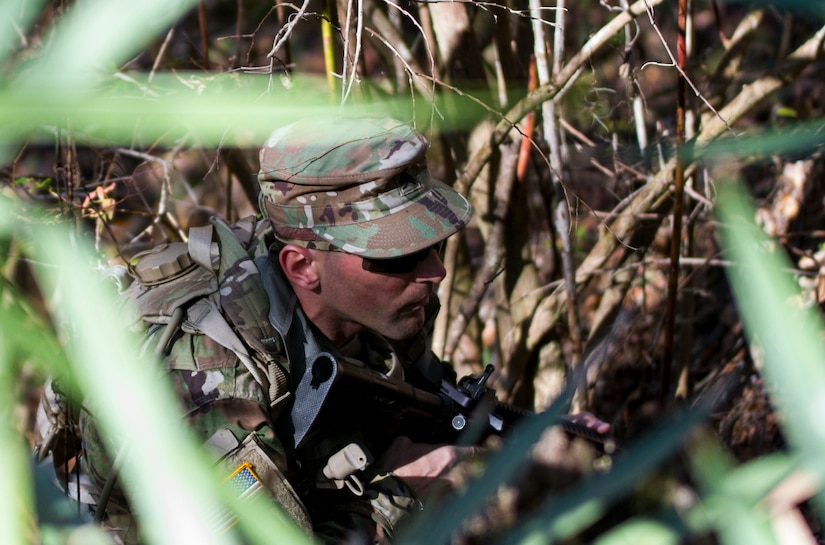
top-left (315, 244), bottom-right (447, 341)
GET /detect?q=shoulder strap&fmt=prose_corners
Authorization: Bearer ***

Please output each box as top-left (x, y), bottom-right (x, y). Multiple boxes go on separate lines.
top-left (187, 216), bottom-right (290, 411)
top-left (124, 216), bottom-right (290, 410)
top-left (188, 224), bottom-right (217, 271)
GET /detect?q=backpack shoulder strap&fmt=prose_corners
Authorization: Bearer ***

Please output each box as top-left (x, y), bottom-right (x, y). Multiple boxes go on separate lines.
top-left (185, 216), bottom-right (290, 412)
top-left (125, 215), bottom-right (289, 412)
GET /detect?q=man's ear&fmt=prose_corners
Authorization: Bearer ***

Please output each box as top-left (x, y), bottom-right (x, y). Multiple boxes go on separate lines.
top-left (279, 245), bottom-right (320, 290)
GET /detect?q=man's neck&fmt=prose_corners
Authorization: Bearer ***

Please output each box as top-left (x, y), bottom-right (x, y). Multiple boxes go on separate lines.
top-left (297, 300), bottom-right (365, 348)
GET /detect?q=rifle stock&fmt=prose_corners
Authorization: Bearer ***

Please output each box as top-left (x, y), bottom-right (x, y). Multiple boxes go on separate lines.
top-left (281, 353), bottom-right (616, 456)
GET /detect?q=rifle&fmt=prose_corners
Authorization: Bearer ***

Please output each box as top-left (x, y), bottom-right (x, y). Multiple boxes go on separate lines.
top-left (280, 352), bottom-right (616, 458)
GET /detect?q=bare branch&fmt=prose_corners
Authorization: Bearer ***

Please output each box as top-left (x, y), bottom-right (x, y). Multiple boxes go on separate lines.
top-left (455, 0), bottom-right (667, 196)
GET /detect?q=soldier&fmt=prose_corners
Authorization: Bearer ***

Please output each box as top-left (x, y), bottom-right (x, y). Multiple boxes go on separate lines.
top-left (49, 116), bottom-right (609, 544)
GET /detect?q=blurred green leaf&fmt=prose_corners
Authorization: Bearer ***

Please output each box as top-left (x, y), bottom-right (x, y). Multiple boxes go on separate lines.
top-left (716, 176), bottom-right (825, 514)
top-left (775, 107), bottom-right (798, 119)
top-left (12, 0), bottom-right (199, 90)
top-left (0, 334), bottom-right (36, 545)
top-left (0, 194), bottom-right (14, 234)
top-left (717, 454), bottom-right (798, 503)
top-left (0, 287), bottom-right (75, 389)
top-left (41, 524), bottom-right (116, 545)
top-left (689, 118), bottom-right (825, 164)
top-left (0, 74), bottom-right (410, 151)
top-left (0, 202), bottom-right (74, 385)
top-left (400, 381), bottom-right (577, 545)
top-left (592, 518), bottom-right (680, 545)
top-left (15, 199), bottom-right (307, 545)
top-left (2, 1), bottom-right (823, 544)
top-left (0, 72), bottom-right (494, 150)
top-left (0, 0), bottom-right (45, 68)
top-left (497, 405), bottom-right (711, 545)
top-left (688, 437), bottom-right (793, 545)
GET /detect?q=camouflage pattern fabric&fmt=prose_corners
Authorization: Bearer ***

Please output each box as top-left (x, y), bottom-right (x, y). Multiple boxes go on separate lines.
top-left (258, 117), bottom-right (473, 259)
top-left (78, 328), bottom-right (285, 543)
top-left (81, 311), bottom-right (422, 545)
top-left (72, 116), bottom-right (478, 543)
top-left (77, 225), bottom-right (427, 545)
top-left (309, 470), bottom-right (421, 544)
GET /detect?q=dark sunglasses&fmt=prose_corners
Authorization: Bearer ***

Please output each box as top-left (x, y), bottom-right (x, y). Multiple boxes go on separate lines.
top-left (361, 241), bottom-right (445, 275)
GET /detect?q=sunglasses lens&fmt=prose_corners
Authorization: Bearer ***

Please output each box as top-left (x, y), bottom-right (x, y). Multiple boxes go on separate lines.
top-left (363, 242), bottom-right (444, 274)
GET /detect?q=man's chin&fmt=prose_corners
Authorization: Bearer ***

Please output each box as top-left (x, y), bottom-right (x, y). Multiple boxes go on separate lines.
top-left (382, 314), bottom-right (426, 341)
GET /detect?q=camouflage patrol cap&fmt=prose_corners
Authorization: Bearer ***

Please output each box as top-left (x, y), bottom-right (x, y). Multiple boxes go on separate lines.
top-left (257, 116), bottom-right (473, 259)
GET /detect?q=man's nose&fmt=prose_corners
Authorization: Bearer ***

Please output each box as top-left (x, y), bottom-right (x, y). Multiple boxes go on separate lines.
top-left (416, 247), bottom-right (447, 283)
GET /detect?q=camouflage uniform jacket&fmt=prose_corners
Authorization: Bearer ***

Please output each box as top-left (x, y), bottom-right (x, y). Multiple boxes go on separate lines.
top-left (80, 242), bottom-right (443, 544)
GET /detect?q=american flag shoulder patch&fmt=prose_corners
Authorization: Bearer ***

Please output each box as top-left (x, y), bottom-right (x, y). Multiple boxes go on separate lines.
top-left (210, 462), bottom-right (265, 534)
top-left (224, 462), bottom-right (264, 500)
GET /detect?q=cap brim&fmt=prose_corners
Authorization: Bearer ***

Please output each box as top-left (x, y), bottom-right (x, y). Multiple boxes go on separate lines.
top-left (311, 177), bottom-right (473, 259)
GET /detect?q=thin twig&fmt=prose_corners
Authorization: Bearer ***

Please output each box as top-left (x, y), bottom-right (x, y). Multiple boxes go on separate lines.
top-left (662, 0), bottom-right (689, 405)
top-left (267, 0), bottom-right (312, 59)
top-left (530, 0), bottom-right (585, 408)
top-left (148, 27), bottom-right (175, 84)
top-left (444, 143), bottom-right (520, 360)
top-left (455, 0), bottom-right (668, 197)
top-left (341, 0), bottom-right (365, 104)
top-left (524, 23), bottom-right (825, 355)
top-left (197, 1), bottom-right (210, 69)
top-left (640, 0), bottom-right (730, 137)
